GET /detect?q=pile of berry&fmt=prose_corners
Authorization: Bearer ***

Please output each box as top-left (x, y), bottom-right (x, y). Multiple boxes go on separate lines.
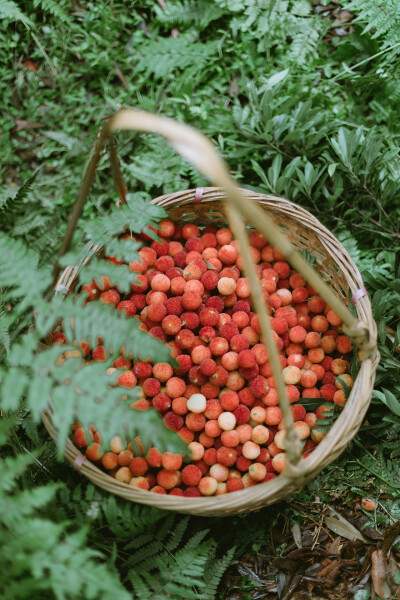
top-left (55, 219), bottom-right (354, 497)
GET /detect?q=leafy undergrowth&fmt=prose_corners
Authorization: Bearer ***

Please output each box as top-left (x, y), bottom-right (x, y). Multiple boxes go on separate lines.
top-left (1, 1), bottom-right (400, 599)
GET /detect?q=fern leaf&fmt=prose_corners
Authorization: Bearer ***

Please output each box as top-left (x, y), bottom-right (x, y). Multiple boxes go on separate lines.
top-left (41, 350), bottom-right (185, 453)
top-left (129, 571), bottom-right (152, 600)
top-left (0, 234), bottom-right (52, 311)
top-left (84, 193), bottom-right (166, 244)
top-left (287, 20), bottom-right (322, 64)
top-left (155, 0), bottom-right (224, 29)
top-left (0, 453), bottom-right (33, 492)
top-left (202, 546), bottom-right (236, 600)
top-left (0, 170), bottom-right (39, 228)
top-left (182, 528), bottom-right (209, 550)
top-left (127, 540), bottom-right (166, 572)
top-left (165, 515), bottom-right (190, 551)
top-left (343, 0), bottom-right (400, 48)
top-left (0, 0), bottom-right (33, 25)
top-left (135, 34), bottom-right (219, 80)
top-left (32, 0), bottom-right (72, 24)
top-left (35, 296), bottom-right (172, 364)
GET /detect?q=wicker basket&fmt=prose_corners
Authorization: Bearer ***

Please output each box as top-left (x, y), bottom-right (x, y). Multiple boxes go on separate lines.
top-left (42, 111), bottom-right (379, 516)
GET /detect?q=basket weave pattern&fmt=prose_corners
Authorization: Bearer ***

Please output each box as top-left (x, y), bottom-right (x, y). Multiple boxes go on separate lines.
top-left (43, 186), bottom-right (378, 516)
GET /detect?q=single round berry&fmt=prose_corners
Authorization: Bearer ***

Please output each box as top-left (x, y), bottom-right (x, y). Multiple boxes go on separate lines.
top-left (242, 441), bottom-right (261, 460)
top-left (117, 370), bottom-right (137, 388)
top-left (218, 412), bottom-right (237, 431)
top-left (252, 425), bottom-right (270, 444)
top-left (249, 463), bottom-right (267, 482)
top-left (218, 277), bottom-right (236, 296)
top-left (182, 464), bottom-right (202, 486)
top-left (265, 406), bottom-right (282, 426)
top-left (217, 446), bottom-right (237, 467)
top-left (187, 393), bottom-right (207, 413)
top-left (142, 378), bottom-right (161, 397)
top-left (238, 349), bottom-right (256, 369)
top-left (198, 476), bottom-right (218, 496)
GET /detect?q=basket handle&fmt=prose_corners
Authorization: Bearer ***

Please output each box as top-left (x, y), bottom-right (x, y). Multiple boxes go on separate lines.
top-left (56, 109), bottom-right (377, 478)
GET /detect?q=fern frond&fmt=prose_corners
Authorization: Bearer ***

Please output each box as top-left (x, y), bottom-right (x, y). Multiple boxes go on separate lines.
top-left (129, 571), bottom-right (152, 600)
top-left (344, 0), bottom-right (400, 48)
top-left (165, 515), bottom-right (190, 551)
top-left (286, 20), bottom-right (322, 64)
top-left (0, 234), bottom-right (52, 311)
top-left (155, 0), bottom-right (224, 29)
top-left (201, 546), bottom-right (236, 600)
top-left (30, 212), bottom-right (65, 265)
top-left (3, 342), bottom-right (185, 453)
top-left (154, 542), bottom-right (214, 596)
top-left (103, 496), bottom-right (165, 541)
top-left (84, 193), bottom-right (167, 244)
top-left (0, 170), bottom-right (39, 229)
top-left (135, 34), bottom-right (219, 80)
top-left (0, 0), bottom-right (33, 25)
top-left (35, 296), bottom-right (172, 364)
top-left (236, 0), bottom-right (326, 65)
top-left (32, 0), bottom-right (72, 24)
top-left (182, 528), bottom-right (209, 550)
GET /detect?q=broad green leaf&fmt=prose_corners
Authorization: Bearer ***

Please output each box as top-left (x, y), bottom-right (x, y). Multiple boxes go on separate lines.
top-left (264, 68), bottom-right (290, 89)
top-left (381, 388), bottom-right (400, 417)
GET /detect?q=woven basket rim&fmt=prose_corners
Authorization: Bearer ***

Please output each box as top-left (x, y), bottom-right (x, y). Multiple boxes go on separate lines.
top-left (43, 187), bottom-right (378, 516)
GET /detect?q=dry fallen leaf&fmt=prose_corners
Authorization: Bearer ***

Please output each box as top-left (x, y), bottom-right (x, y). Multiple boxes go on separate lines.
top-left (371, 549), bottom-right (389, 599)
top-left (324, 516), bottom-right (369, 543)
top-left (292, 523), bottom-right (302, 549)
top-left (326, 535), bottom-right (342, 555)
top-left (332, 10), bottom-right (353, 26)
top-left (14, 119), bottom-right (44, 131)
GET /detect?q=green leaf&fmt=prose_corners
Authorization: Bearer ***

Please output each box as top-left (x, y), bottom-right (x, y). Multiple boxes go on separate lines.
top-left (263, 68), bottom-right (290, 89)
top-left (0, 0), bottom-right (33, 25)
top-left (328, 162), bottom-right (338, 177)
top-left (43, 131), bottom-right (79, 149)
top-left (381, 388), bottom-right (400, 417)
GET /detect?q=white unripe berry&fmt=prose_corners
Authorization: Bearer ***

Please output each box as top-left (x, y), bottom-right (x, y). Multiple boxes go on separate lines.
top-left (187, 393), bottom-right (207, 413)
top-left (218, 411), bottom-right (236, 431)
top-left (282, 366), bottom-right (301, 385)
